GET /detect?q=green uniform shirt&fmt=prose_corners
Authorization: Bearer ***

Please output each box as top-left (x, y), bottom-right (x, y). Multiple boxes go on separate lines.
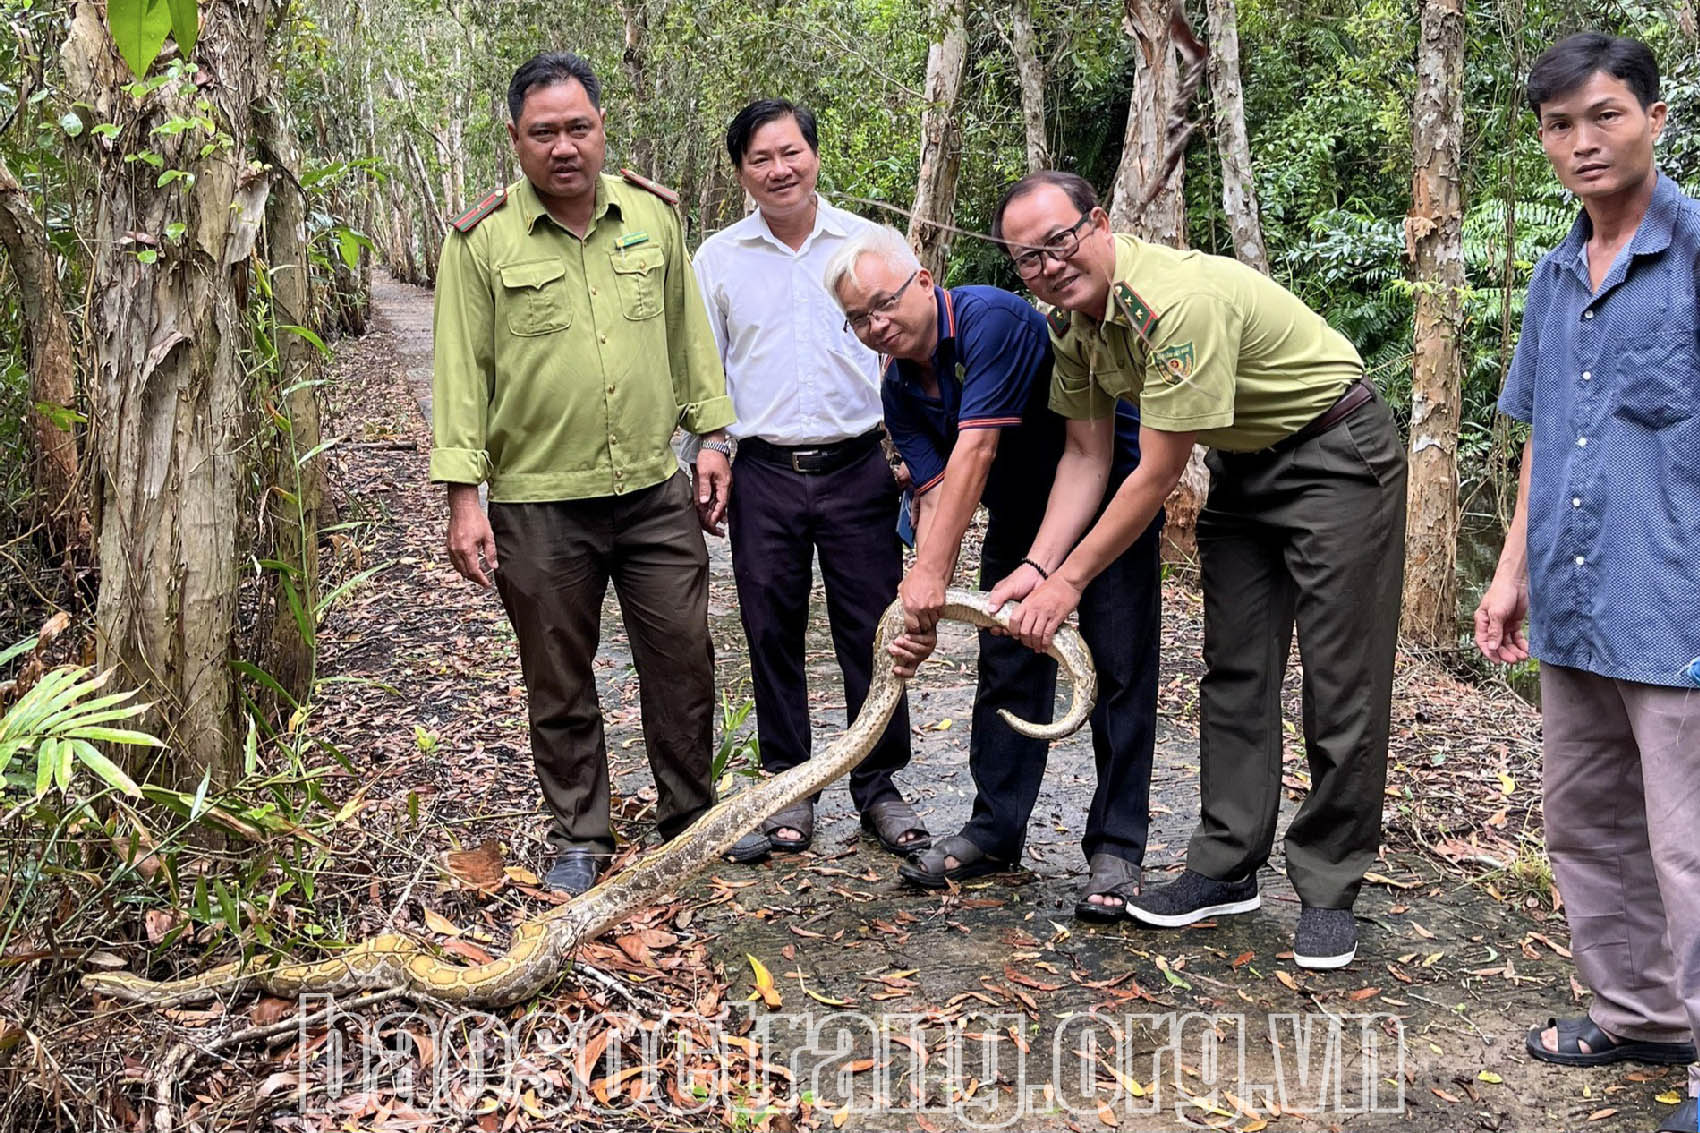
top-left (430, 173), bottom-right (734, 501)
top-left (1048, 234), bottom-right (1363, 452)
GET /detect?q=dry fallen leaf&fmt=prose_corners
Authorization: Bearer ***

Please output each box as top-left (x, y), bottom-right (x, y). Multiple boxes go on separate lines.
top-left (249, 997), bottom-right (295, 1026)
top-left (445, 839), bottom-right (506, 895)
top-left (423, 908), bottom-right (462, 937)
top-left (1587, 1108), bottom-right (1617, 1121)
top-left (1275, 971), bottom-right (1299, 992)
top-left (1231, 951), bottom-right (1255, 968)
top-left (747, 953), bottom-right (783, 1008)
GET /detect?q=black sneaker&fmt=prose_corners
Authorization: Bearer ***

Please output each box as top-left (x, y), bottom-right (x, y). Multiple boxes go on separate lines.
top-left (1293, 906), bottom-right (1357, 969)
top-left (1124, 869), bottom-right (1259, 928)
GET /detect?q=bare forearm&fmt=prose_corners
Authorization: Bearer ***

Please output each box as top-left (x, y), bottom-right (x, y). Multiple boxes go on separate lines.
top-left (1493, 438), bottom-right (1533, 585)
top-left (1024, 447), bottom-right (1109, 574)
top-left (914, 442), bottom-right (996, 579)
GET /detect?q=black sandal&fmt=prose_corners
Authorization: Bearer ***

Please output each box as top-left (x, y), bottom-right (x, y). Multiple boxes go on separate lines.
top-left (1656, 1096), bottom-right (1696, 1133)
top-left (724, 799), bottom-right (815, 863)
top-left (1075, 853), bottom-right (1141, 923)
top-left (897, 833), bottom-right (1008, 890)
top-left (1524, 1015), bottom-right (1697, 1067)
top-left (860, 798), bottom-right (931, 856)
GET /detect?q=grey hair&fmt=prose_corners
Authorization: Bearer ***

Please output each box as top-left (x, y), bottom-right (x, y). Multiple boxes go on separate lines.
top-left (822, 224), bottom-right (921, 305)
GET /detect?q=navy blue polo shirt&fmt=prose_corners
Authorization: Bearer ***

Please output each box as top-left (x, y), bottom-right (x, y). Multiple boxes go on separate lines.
top-left (882, 285), bottom-right (1142, 535)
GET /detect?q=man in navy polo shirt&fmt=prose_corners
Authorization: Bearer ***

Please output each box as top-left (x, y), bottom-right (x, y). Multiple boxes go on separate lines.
top-left (824, 225), bottom-right (1163, 919)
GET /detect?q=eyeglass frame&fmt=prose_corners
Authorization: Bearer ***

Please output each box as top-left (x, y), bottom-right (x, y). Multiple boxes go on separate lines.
top-left (1007, 213), bottom-right (1095, 278)
top-left (843, 270), bottom-right (920, 334)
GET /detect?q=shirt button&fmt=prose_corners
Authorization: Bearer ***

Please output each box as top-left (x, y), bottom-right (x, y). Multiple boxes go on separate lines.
top-left (1575, 555), bottom-right (1585, 566)
top-left (599, 334), bottom-right (608, 345)
top-left (1576, 437), bottom-right (1588, 447)
top-left (1583, 310), bottom-right (1594, 320)
top-left (1572, 497), bottom-right (1581, 507)
top-left (590, 287), bottom-right (598, 296)
top-left (1581, 370), bottom-right (1592, 381)
top-left (607, 384), bottom-right (616, 394)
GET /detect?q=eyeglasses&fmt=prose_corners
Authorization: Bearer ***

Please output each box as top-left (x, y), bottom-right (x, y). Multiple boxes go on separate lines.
top-left (1008, 214), bottom-right (1093, 278)
top-left (843, 271), bottom-right (919, 334)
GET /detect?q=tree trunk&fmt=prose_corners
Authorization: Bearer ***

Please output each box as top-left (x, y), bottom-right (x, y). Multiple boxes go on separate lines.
top-left (254, 84), bottom-right (323, 710)
top-left (1111, 0), bottom-right (1204, 561)
top-left (1204, 0), bottom-right (1268, 272)
top-left (62, 0), bottom-right (274, 789)
top-left (0, 154), bottom-right (90, 562)
top-left (908, 0), bottom-right (968, 278)
top-left (1402, 0), bottom-right (1466, 646)
top-left (1007, 0), bottom-right (1049, 173)
top-left (618, 0), bottom-right (654, 177)
top-left (1109, 0), bottom-right (1185, 244)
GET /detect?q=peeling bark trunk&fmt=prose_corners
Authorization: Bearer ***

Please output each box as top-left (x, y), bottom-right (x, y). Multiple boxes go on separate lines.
top-left (62, 0), bottom-right (274, 788)
top-left (1109, 0), bottom-right (1185, 244)
top-left (0, 154), bottom-right (90, 562)
top-left (1205, 0), bottom-right (1268, 272)
top-left (1402, 0), bottom-right (1465, 646)
top-left (908, 0), bottom-right (968, 278)
top-left (254, 86), bottom-right (323, 709)
top-left (618, 0), bottom-right (654, 177)
top-left (1112, 0), bottom-right (1205, 560)
top-left (1007, 0), bottom-right (1049, 173)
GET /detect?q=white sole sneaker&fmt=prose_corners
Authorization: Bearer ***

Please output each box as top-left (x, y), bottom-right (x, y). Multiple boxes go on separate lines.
top-left (1292, 946), bottom-right (1357, 970)
top-left (1125, 895), bottom-right (1261, 928)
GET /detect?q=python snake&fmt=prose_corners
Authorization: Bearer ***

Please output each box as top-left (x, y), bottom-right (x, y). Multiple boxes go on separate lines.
top-left (82, 590), bottom-right (1096, 1009)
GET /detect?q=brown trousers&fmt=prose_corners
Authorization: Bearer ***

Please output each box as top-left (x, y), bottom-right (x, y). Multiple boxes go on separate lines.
top-left (489, 471), bottom-right (716, 856)
top-left (1541, 662), bottom-right (1700, 1096)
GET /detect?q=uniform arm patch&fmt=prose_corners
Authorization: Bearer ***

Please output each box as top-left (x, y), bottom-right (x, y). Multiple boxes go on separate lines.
top-left (621, 167), bottom-right (680, 206)
top-left (450, 187), bottom-right (508, 232)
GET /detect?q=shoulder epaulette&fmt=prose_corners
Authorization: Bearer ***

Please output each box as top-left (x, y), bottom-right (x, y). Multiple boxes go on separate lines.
top-left (1045, 306), bottom-right (1071, 337)
top-left (450, 187), bottom-right (508, 233)
top-left (621, 167), bottom-right (680, 207)
top-left (1112, 281), bottom-right (1158, 343)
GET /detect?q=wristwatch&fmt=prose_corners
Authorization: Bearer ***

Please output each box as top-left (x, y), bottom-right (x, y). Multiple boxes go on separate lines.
top-left (699, 437), bottom-right (735, 459)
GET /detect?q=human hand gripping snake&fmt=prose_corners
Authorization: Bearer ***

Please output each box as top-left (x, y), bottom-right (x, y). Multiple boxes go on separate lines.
top-left (82, 590), bottom-right (1096, 1009)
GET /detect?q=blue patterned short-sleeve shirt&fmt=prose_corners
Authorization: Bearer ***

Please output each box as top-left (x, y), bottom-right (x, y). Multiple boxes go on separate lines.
top-left (1499, 172), bottom-right (1700, 687)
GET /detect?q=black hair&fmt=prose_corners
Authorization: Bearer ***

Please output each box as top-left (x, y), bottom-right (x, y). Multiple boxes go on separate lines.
top-left (1526, 33), bottom-right (1660, 116)
top-left (990, 171), bottom-right (1100, 244)
top-left (725, 99), bottom-right (819, 167)
top-left (508, 52), bottom-right (602, 122)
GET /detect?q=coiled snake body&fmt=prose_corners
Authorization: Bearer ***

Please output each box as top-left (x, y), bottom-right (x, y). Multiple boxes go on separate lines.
top-left (83, 591), bottom-right (1096, 1009)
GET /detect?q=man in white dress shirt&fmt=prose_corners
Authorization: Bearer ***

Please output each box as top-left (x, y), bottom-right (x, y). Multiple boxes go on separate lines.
top-left (693, 99), bottom-right (927, 862)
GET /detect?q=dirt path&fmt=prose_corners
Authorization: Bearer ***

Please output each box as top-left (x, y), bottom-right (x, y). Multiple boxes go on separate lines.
top-left (299, 272), bottom-right (1684, 1133)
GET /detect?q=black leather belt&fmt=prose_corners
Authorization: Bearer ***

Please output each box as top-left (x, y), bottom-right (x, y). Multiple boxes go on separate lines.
top-left (1267, 378), bottom-right (1375, 455)
top-left (739, 429), bottom-right (883, 475)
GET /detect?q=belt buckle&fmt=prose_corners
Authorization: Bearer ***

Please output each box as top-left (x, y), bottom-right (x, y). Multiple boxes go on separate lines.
top-left (790, 449), bottom-right (824, 474)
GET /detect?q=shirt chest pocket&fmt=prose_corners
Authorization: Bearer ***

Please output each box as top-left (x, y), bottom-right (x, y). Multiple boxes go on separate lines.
top-left (610, 246), bottom-right (665, 321)
top-left (499, 260), bottom-right (572, 337)
top-left (1615, 332), bottom-right (1697, 430)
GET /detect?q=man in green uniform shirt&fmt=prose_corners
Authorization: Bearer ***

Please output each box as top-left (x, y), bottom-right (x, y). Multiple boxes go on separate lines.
top-left (431, 52), bottom-right (736, 895)
top-left (987, 172), bottom-right (1406, 969)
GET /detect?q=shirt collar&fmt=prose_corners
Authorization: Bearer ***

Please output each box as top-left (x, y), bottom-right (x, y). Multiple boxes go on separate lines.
top-left (737, 194), bottom-right (844, 251)
top-left (517, 173), bottom-right (617, 234)
top-left (1557, 170), bottom-right (1681, 281)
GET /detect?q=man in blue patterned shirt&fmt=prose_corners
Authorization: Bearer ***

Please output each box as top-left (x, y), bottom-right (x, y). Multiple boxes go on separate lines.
top-left (1476, 34), bottom-right (1699, 1129)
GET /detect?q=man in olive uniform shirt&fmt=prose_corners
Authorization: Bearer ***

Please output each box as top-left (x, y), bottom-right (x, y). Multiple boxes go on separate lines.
top-left (431, 52), bottom-right (735, 895)
top-left (988, 172), bottom-right (1406, 969)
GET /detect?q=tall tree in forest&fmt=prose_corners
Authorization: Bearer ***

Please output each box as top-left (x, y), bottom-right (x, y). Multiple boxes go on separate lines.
top-left (617, 0), bottom-right (654, 177)
top-left (254, 77), bottom-right (326, 708)
top-left (1109, 0), bottom-right (1185, 243)
top-left (0, 154), bottom-right (89, 560)
top-left (1205, 0), bottom-right (1268, 272)
top-left (1111, 0), bottom-right (1210, 558)
top-left (1403, 0), bottom-right (1465, 646)
top-left (909, 0), bottom-right (967, 277)
top-left (62, 0), bottom-right (275, 788)
top-left (1005, 0), bottom-right (1049, 173)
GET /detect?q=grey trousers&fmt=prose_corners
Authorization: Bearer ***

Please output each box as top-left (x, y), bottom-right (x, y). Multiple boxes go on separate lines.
top-left (1190, 392), bottom-right (1407, 909)
top-left (1541, 662), bottom-right (1700, 1097)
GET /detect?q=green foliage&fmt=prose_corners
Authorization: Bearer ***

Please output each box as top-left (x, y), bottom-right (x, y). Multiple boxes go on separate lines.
top-left (0, 665), bottom-right (158, 802)
top-left (106, 0), bottom-right (175, 80)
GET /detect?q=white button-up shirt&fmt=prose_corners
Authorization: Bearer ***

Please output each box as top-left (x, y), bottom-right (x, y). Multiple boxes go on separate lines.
top-left (692, 198), bottom-right (883, 445)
